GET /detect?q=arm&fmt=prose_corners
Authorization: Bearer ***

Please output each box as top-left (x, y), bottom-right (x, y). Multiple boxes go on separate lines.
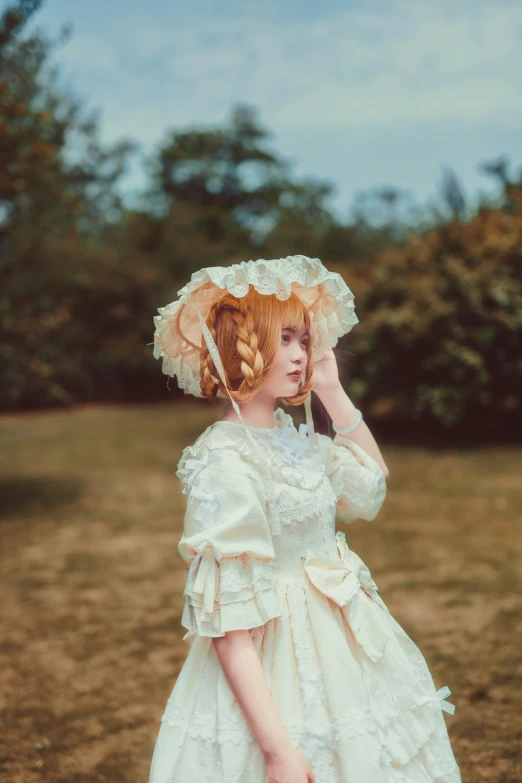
top-left (213, 631), bottom-right (315, 783)
top-left (212, 630), bottom-right (290, 757)
top-left (178, 445), bottom-right (315, 781)
top-left (313, 349), bottom-right (390, 478)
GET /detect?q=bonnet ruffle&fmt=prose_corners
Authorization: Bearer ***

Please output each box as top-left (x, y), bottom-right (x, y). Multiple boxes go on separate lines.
top-left (152, 255), bottom-right (358, 398)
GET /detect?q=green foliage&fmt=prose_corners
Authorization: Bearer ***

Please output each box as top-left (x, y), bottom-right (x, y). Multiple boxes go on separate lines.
top-left (345, 191), bottom-right (522, 432)
top-left (0, 2), bottom-right (139, 408)
top-left (1, 5), bottom-right (521, 439)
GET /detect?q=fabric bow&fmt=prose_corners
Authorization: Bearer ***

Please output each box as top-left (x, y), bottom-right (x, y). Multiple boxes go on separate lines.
top-left (303, 531), bottom-right (393, 662)
top-left (266, 425), bottom-right (323, 469)
top-left (186, 541), bottom-right (222, 621)
top-left (179, 449), bottom-right (220, 497)
top-left (183, 451), bottom-right (223, 525)
top-left (189, 484), bottom-right (219, 524)
top-left (428, 686), bottom-right (456, 716)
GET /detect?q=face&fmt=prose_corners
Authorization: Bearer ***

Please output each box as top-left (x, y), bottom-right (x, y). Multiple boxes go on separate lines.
top-left (259, 324), bottom-right (309, 400)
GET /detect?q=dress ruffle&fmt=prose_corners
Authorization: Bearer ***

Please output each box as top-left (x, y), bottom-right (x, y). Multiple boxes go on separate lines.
top-left (152, 572), bottom-right (460, 783)
top-left (181, 551), bottom-right (283, 638)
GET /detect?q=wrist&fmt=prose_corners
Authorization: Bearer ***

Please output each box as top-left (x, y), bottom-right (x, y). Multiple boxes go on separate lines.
top-left (260, 734), bottom-right (294, 761)
top-left (313, 379), bottom-right (343, 401)
top-left (313, 383), bottom-right (360, 429)
top-left (313, 381), bottom-right (348, 413)
top-left (332, 408), bottom-right (363, 435)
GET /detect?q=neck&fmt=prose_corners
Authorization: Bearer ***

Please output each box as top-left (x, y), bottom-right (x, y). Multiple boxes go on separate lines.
top-left (221, 388), bottom-right (278, 429)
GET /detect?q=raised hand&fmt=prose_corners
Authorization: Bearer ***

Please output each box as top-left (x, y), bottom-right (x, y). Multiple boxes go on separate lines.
top-left (312, 348), bottom-right (340, 394)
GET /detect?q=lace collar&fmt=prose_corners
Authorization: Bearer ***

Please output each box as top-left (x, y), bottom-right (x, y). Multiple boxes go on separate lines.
top-left (178, 408), bottom-right (326, 494)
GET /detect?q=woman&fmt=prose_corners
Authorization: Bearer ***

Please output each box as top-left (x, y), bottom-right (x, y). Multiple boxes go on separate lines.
top-left (149, 256), bottom-right (462, 783)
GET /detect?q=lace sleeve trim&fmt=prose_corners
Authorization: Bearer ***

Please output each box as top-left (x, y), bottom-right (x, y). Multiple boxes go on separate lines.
top-left (182, 552), bottom-right (283, 637)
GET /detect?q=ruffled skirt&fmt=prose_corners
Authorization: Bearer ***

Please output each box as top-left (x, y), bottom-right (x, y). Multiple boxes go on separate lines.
top-left (149, 573), bottom-right (462, 783)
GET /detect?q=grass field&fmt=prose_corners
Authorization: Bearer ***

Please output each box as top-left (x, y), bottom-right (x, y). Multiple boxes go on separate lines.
top-left (1, 403), bottom-right (521, 783)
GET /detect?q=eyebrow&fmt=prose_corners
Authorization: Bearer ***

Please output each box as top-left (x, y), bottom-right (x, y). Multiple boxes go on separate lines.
top-left (282, 327), bottom-right (309, 336)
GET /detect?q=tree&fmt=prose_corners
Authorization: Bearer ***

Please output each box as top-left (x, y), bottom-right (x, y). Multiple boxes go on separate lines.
top-left (438, 167), bottom-right (467, 222)
top-left (344, 184), bottom-right (522, 435)
top-left (143, 103), bottom-right (334, 252)
top-left (0, 1), bottom-right (139, 409)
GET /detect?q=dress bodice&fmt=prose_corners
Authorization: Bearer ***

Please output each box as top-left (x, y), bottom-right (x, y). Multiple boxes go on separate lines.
top-left (228, 416), bottom-right (341, 575)
top-left (176, 407), bottom-right (387, 613)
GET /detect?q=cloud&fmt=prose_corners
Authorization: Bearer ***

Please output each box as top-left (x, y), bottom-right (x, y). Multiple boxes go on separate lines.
top-left (45, 0), bottom-right (522, 149)
top-left (31, 0), bottom-right (522, 210)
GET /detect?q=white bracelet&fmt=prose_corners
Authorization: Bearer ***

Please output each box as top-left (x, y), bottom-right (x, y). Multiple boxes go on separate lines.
top-left (332, 409), bottom-right (363, 436)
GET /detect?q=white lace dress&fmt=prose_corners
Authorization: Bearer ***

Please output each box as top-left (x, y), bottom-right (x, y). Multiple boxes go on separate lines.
top-left (149, 409), bottom-right (462, 783)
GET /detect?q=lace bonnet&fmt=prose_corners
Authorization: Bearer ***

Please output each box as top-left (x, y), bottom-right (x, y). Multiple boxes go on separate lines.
top-left (152, 255), bottom-right (358, 396)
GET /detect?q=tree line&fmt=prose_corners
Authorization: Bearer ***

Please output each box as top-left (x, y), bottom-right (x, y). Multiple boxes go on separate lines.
top-left (1, 1), bottom-right (521, 440)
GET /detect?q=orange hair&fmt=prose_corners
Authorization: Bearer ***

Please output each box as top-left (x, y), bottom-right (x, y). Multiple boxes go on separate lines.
top-left (200, 285), bottom-right (314, 405)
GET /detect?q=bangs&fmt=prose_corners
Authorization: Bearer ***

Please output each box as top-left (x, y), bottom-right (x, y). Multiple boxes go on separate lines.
top-left (269, 291), bottom-right (310, 332)
top-left (201, 284), bottom-right (314, 405)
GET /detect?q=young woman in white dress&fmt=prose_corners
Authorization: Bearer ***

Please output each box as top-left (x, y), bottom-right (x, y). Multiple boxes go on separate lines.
top-left (149, 256), bottom-right (462, 783)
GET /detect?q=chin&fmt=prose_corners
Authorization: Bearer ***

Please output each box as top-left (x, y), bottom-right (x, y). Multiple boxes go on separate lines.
top-left (283, 383), bottom-right (301, 398)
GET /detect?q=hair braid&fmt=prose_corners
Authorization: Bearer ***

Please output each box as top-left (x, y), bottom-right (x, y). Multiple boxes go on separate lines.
top-left (229, 298), bottom-right (265, 397)
top-left (199, 304), bottom-right (221, 400)
top-left (199, 293), bottom-right (266, 401)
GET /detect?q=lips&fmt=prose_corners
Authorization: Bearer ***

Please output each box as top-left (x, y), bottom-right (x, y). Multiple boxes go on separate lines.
top-left (287, 370), bottom-right (302, 380)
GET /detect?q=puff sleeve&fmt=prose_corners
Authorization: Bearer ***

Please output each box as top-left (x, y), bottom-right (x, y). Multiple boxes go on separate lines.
top-left (315, 432), bottom-right (387, 524)
top-left (177, 443), bottom-right (283, 638)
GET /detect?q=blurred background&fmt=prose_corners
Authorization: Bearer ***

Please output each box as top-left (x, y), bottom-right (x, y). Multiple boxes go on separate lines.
top-left (1, 1), bottom-right (521, 781)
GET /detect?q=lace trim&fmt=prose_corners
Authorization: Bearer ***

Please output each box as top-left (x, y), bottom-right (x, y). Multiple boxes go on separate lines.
top-left (161, 702), bottom-right (306, 749)
top-left (423, 740), bottom-right (461, 779)
top-left (286, 582), bottom-right (338, 778)
top-left (322, 498), bottom-right (339, 560)
top-left (160, 688), bottom-right (461, 781)
top-left (332, 704), bottom-right (378, 741)
top-left (277, 480), bottom-right (338, 559)
top-left (412, 657), bottom-right (434, 684)
top-left (363, 650), bottom-right (437, 721)
top-left (161, 703), bottom-right (254, 744)
top-left (160, 697), bottom-right (459, 745)
top-left (204, 414), bottom-right (328, 493)
top-left (183, 554), bottom-right (279, 617)
top-left (277, 486), bottom-right (336, 527)
top-left (265, 423), bottom-right (328, 491)
top-left (218, 556), bottom-right (275, 603)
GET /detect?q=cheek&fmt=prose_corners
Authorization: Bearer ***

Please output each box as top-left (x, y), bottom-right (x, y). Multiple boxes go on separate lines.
top-left (272, 345), bottom-right (287, 375)
top-left (263, 347), bottom-right (290, 390)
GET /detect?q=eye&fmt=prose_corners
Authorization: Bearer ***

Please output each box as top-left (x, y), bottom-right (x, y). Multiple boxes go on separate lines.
top-left (281, 333), bottom-right (290, 343)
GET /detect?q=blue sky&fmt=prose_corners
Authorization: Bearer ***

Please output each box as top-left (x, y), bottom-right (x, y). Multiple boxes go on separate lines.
top-left (15, 0), bottom-right (522, 220)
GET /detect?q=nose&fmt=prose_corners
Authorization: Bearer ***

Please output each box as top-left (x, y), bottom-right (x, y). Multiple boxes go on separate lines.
top-left (291, 344), bottom-right (306, 364)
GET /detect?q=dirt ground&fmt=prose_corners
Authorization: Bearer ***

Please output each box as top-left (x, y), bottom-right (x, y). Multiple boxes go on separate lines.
top-left (1, 403), bottom-right (521, 783)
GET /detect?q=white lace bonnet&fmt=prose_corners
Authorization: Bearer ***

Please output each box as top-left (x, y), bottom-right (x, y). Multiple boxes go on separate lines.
top-left (152, 255), bottom-right (358, 395)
